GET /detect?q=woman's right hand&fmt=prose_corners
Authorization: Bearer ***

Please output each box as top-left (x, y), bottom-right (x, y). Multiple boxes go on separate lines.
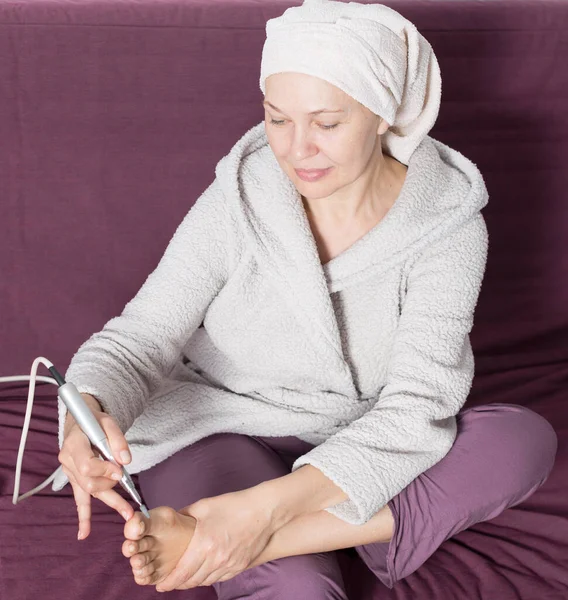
top-left (58, 393), bottom-right (135, 540)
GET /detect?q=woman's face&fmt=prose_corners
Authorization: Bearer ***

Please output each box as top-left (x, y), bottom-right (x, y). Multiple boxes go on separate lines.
top-left (263, 72), bottom-right (389, 201)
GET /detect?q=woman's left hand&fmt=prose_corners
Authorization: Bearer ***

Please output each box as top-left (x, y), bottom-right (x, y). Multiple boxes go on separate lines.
top-left (155, 488), bottom-right (277, 592)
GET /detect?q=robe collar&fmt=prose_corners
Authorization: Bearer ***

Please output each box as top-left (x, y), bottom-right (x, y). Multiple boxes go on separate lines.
top-left (215, 122), bottom-right (488, 395)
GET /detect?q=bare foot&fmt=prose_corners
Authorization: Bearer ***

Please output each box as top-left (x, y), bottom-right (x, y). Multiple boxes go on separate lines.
top-left (122, 506), bottom-right (196, 587)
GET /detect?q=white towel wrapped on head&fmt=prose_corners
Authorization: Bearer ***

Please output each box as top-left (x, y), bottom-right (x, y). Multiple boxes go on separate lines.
top-left (260, 0), bottom-right (442, 164)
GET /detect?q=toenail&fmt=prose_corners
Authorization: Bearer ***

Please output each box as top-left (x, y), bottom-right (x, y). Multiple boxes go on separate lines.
top-left (138, 521), bottom-right (145, 534)
top-left (129, 544), bottom-right (135, 553)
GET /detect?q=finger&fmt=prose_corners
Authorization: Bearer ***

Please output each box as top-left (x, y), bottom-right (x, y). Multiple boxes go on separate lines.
top-left (67, 472), bottom-right (92, 540)
top-left (157, 556), bottom-right (207, 592)
top-left (186, 557), bottom-right (237, 589)
top-left (75, 467), bottom-right (123, 497)
top-left (80, 452), bottom-right (123, 480)
top-left (65, 464), bottom-right (133, 525)
top-left (92, 487), bottom-right (135, 522)
top-left (99, 414), bottom-right (132, 465)
top-left (177, 567), bottom-right (236, 590)
top-left (196, 565), bottom-right (236, 588)
top-left (66, 428), bottom-right (122, 490)
top-left (72, 452), bottom-right (122, 495)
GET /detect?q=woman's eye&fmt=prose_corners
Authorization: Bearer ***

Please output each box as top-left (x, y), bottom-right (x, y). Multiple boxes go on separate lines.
top-left (269, 119), bottom-right (338, 130)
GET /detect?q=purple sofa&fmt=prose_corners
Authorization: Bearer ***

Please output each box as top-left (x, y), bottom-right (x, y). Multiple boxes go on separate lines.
top-left (1, 1), bottom-right (567, 598)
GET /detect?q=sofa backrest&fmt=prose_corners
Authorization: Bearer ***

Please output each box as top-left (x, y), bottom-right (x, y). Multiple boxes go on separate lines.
top-left (1, 0), bottom-right (566, 384)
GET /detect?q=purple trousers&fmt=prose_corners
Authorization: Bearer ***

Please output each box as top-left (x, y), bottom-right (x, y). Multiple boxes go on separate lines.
top-left (138, 403), bottom-right (557, 598)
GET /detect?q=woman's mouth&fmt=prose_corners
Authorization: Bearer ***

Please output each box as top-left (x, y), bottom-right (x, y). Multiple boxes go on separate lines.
top-left (295, 167), bottom-right (332, 182)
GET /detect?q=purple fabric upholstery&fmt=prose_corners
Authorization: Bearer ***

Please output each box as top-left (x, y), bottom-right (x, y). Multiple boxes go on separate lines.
top-left (1, 1), bottom-right (567, 598)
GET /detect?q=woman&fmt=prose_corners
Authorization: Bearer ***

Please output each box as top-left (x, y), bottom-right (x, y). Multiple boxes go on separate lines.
top-left (56, 0), bottom-right (558, 597)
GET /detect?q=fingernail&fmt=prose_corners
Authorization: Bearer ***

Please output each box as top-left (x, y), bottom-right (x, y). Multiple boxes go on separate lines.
top-left (111, 472), bottom-right (121, 481)
top-left (122, 511), bottom-right (130, 521)
top-left (120, 450), bottom-right (131, 464)
top-left (77, 530), bottom-right (83, 540)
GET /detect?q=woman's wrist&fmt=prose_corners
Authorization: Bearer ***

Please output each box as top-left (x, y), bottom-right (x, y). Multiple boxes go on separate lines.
top-left (253, 465), bottom-right (349, 530)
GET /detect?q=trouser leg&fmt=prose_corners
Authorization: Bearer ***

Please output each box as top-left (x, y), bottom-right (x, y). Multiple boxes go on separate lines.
top-left (138, 433), bottom-right (348, 599)
top-left (355, 403), bottom-right (558, 588)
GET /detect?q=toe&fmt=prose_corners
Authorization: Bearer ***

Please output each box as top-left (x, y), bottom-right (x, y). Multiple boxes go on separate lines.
top-left (124, 506), bottom-right (178, 541)
top-left (124, 511), bottom-right (150, 540)
top-left (130, 550), bottom-right (157, 570)
top-left (122, 539), bottom-right (138, 557)
top-left (122, 535), bottom-right (156, 558)
top-left (133, 561), bottom-right (155, 579)
top-left (134, 570), bottom-right (152, 586)
top-left (123, 535), bottom-right (155, 557)
top-left (133, 564), bottom-right (164, 587)
top-left (148, 506), bottom-right (178, 531)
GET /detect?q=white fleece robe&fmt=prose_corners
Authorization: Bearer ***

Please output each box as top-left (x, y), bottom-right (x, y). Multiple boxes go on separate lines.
top-left (53, 121), bottom-right (489, 525)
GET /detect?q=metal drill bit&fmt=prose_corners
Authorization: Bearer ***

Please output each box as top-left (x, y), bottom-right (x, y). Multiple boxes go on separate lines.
top-left (118, 468), bottom-right (150, 518)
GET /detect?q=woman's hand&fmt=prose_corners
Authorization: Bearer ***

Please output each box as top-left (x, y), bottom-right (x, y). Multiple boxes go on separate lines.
top-left (58, 393), bottom-right (135, 540)
top-left (155, 488), bottom-right (277, 592)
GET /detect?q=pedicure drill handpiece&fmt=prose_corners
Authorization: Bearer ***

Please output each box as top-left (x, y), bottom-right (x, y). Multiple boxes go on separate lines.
top-left (49, 365), bottom-right (151, 519)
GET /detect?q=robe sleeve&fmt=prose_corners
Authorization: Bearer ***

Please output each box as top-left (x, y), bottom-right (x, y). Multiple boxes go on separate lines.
top-left (58, 178), bottom-right (232, 447)
top-left (291, 213), bottom-right (489, 525)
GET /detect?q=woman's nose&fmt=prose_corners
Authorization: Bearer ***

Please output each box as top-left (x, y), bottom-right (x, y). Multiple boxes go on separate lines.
top-left (290, 130), bottom-right (318, 158)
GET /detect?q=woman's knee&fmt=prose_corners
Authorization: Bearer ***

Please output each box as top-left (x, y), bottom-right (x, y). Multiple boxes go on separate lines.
top-left (460, 404), bottom-right (558, 495)
top-left (138, 433), bottom-right (290, 510)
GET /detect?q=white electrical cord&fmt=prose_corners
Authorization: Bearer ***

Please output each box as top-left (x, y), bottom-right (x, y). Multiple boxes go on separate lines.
top-left (0, 356), bottom-right (65, 505)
